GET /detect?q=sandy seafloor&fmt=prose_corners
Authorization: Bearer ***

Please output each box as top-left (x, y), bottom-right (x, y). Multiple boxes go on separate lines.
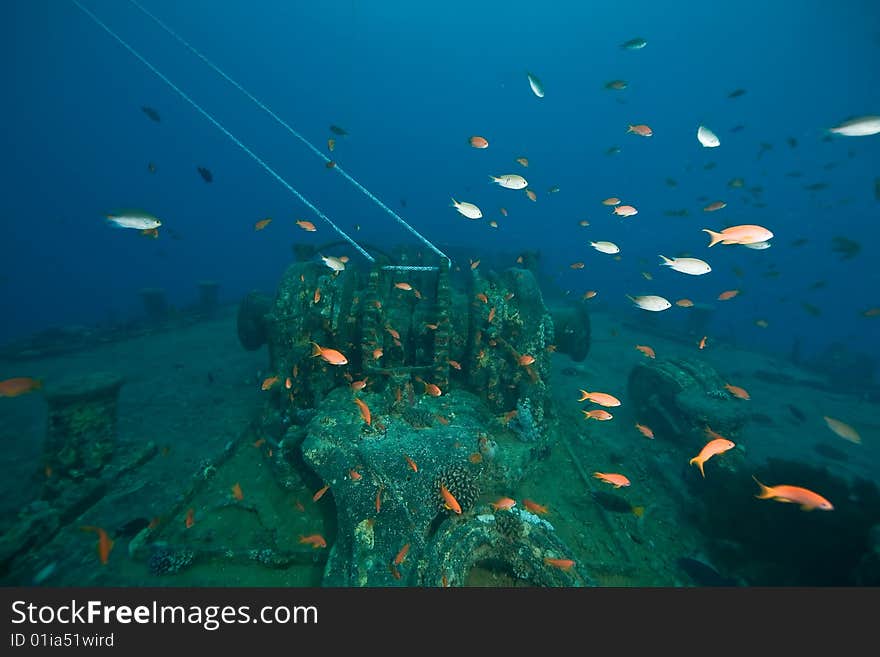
top-left (0, 303), bottom-right (877, 587)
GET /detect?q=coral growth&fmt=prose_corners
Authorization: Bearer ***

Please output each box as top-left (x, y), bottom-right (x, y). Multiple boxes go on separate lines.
top-left (434, 464), bottom-right (479, 514)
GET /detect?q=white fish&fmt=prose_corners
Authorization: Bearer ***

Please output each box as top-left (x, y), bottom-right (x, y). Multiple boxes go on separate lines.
top-left (590, 241), bottom-right (620, 254)
top-left (105, 209), bottom-right (162, 230)
top-left (321, 255), bottom-right (346, 271)
top-left (828, 115), bottom-right (880, 137)
top-left (659, 255), bottom-right (711, 275)
top-left (697, 125), bottom-right (720, 148)
top-left (627, 294), bottom-right (671, 312)
top-left (527, 72), bottom-right (545, 98)
top-left (451, 197), bottom-right (482, 219)
top-left (742, 241), bottom-right (772, 250)
top-left (489, 174), bottom-right (528, 190)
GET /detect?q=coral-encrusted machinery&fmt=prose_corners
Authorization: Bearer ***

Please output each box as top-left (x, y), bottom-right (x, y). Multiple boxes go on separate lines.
top-left (135, 246), bottom-right (593, 585)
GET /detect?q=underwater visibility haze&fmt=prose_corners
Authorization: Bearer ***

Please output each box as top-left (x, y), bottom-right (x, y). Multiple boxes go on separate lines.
top-left (1, 0), bottom-right (879, 587)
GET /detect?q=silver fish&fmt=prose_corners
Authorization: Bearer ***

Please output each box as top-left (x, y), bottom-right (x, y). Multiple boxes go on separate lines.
top-left (105, 210), bottom-right (162, 230)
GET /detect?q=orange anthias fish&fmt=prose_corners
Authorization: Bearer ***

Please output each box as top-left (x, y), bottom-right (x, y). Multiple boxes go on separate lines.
top-left (354, 397), bottom-right (372, 425)
top-left (393, 543), bottom-right (411, 565)
top-left (490, 497), bottom-right (516, 511)
top-left (627, 124), bottom-right (653, 137)
top-left (724, 383), bottom-right (750, 400)
top-left (475, 292), bottom-right (489, 304)
top-left (419, 379), bottom-right (442, 397)
top-left (313, 288), bottom-right (321, 304)
top-left (752, 476), bottom-right (833, 511)
top-left (593, 472), bottom-right (631, 488)
top-left (577, 390), bottom-right (621, 407)
top-left (544, 558), bottom-right (575, 571)
top-left (394, 282), bottom-right (413, 291)
top-left (231, 482), bottom-right (243, 500)
top-left (376, 486), bottom-right (384, 513)
top-left (822, 416), bottom-right (861, 444)
top-left (310, 341), bottom-right (348, 365)
top-left (440, 484), bottom-right (462, 514)
top-left (299, 534), bottom-right (328, 549)
top-left (717, 289), bottom-right (740, 301)
top-left (518, 354), bottom-right (536, 366)
top-left (582, 409), bottom-right (613, 421)
top-left (635, 345), bottom-right (655, 359)
top-left (468, 135), bottom-right (489, 149)
top-left (570, 262), bottom-right (585, 269)
top-left (404, 455), bottom-right (418, 472)
top-left (350, 378), bottom-right (368, 391)
top-left (349, 468), bottom-right (362, 481)
top-left (522, 499), bottom-right (549, 514)
top-left (0, 377), bottom-right (42, 397)
top-left (448, 359), bottom-right (462, 370)
top-left (296, 220), bottom-right (317, 232)
top-left (185, 508), bottom-right (195, 529)
top-left (80, 526), bottom-right (114, 565)
top-left (676, 299), bottom-right (694, 307)
top-left (470, 259), bottom-right (481, 270)
top-left (261, 376), bottom-right (279, 391)
top-left (635, 423), bottom-right (654, 439)
top-left (487, 306), bottom-right (496, 322)
top-left (602, 197), bottom-right (621, 206)
top-left (254, 218), bottom-right (272, 231)
top-left (689, 437), bottom-right (736, 477)
top-left (698, 336), bottom-right (707, 350)
top-left (313, 484), bottom-right (330, 501)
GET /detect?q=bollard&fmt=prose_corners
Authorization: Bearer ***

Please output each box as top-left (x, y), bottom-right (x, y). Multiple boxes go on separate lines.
top-left (198, 280), bottom-right (219, 317)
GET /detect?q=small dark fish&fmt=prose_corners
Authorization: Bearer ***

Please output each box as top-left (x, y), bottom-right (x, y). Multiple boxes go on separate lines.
top-left (803, 182), bottom-right (828, 191)
top-left (763, 270), bottom-right (781, 279)
top-left (663, 209), bottom-right (689, 217)
top-left (785, 170), bottom-right (803, 178)
top-left (786, 404), bottom-right (806, 422)
top-left (756, 142), bottom-right (773, 159)
top-left (605, 146), bottom-right (621, 156)
top-left (801, 302), bottom-right (822, 316)
top-left (148, 162), bottom-right (157, 174)
top-left (791, 238), bottom-right (809, 247)
top-left (141, 106), bottom-right (161, 122)
top-left (400, 198), bottom-right (407, 208)
top-left (808, 280), bottom-right (826, 290)
top-left (786, 137), bottom-right (798, 148)
top-left (591, 491), bottom-right (634, 514)
top-left (116, 517), bottom-right (150, 538)
top-left (197, 166), bottom-right (213, 183)
top-left (727, 88), bottom-right (747, 98)
top-left (729, 124), bottom-right (745, 132)
top-left (831, 236), bottom-right (861, 260)
top-left (703, 162), bottom-right (716, 170)
top-left (813, 443), bottom-right (848, 462)
top-left (620, 37), bottom-right (647, 50)
top-left (329, 124), bottom-right (348, 136)
top-left (207, 372), bottom-right (215, 384)
top-left (561, 367), bottom-right (579, 377)
top-left (727, 177), bottom-right (745, 188)
top-left (875, 178), bottom-right (880, 201)
top-left (732, 266), bottom-right (745, 278)
top-left (677, 557), bottom-right (738, 587)
top-left (665, 178), bottom-right (678, 187)
top-left (823, 162), bottom-right (838, 171)
top-left (605, 79), bottom-right (628, 90)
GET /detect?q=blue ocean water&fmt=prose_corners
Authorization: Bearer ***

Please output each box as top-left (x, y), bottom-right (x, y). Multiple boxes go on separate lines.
top-left (2, 0), bottom-right (878, 356)
top-left (1, 0), bottom-right (879, 588)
